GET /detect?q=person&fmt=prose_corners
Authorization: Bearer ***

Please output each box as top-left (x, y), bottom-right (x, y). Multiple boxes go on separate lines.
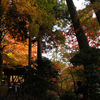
top-left (76, 81), bottom-right (89, 100)
top-left (0, 81), bottom-right (8, 100)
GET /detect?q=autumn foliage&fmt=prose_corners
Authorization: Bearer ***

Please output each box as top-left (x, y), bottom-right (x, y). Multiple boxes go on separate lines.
top-left (2, 36), bottom-right (37, 68)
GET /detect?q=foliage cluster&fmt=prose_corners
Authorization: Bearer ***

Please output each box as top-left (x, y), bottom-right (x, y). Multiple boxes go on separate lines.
top-left (70, 48), bottom-right (100, 66)
top-left (24, 57), bottom-right (58, 97)
top-left (2, 36), bottom-right (37, 68)
top-left (70, 48), bottom-right (100, 100)
top-left (45, 92), bottom-right (60, 100)
top-left (60, 91), bottom-right (77, 100)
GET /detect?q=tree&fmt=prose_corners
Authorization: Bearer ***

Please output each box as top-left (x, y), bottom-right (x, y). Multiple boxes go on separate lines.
top-left (65, 8), bottom-right (100, 50)
top-left (0, 0), bottom-right (29, 81)
top-left (2, 36), bottom-right (37, 68)
top-left (0, 0), bottom-right (10, 82)
top-left (70, 48), bottom-right (100, 100)
top-left (65, 1), bottom-right (100, 100)
top-left (14, 0), bottom-right (57, 62)
top-left (24, 57), bottom-right (58, 100)
top-left (66, 0), bottom-right (89, 51)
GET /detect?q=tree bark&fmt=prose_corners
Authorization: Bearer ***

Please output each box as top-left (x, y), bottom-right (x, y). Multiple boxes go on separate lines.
top-left (37, 33), bottom-right (42, 60)
top-left (0, 0), bottom-right (3, 82)
top-left (37, 31), bottom-right (42, 69)
top-left (66, 0), bottom-right (89, 51)
top-left (28, 36), bottom-right (31, 68)
top-left (0, 30), bottom-right (3, 83)
top-left (89, 0), bottom-right (100, 24)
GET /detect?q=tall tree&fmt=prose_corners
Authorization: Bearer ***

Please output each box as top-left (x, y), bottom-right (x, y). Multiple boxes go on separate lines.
top-left (66, 1), bottom-right (100, 99)
top-left (0, 0), bottom-right (28, 81)
top-left (0, 0), bottom-right (9, 82)
top-left (15, 0), bottom-right (56, 60)
top-left (66, 0), bottom-right (89, 51)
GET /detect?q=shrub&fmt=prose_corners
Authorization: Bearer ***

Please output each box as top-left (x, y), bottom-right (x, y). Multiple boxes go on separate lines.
top-left (60, 91), bottom-right (77, 100)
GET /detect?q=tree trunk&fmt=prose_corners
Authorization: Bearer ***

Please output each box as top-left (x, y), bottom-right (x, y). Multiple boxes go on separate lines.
top-left (0, 52), bottom-right (2, 82)
top-left (89, 0), bottom-right (100, 24)
top-left (37, 31), bottom-right (42, 69)
top-left (66, 0), bottom-right (89, 51)
top-left (71, 73), bottom-right (76, 92)
top-left (28, 19), bottom-right (32, 68)
top-left (0, 30), bottom-right (3, 82)
top-left (37, 33), bottom-right (42, 60)
top-left (28, 36), bottom-right (31, 67)
top-left (0, 0), bottom-right (3, 82)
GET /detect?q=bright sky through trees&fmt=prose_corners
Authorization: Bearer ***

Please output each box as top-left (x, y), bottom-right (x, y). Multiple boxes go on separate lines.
top-left (73, 0), bottom-right (90, 10)
top-left (43, 0), bottom-right (99, 59)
